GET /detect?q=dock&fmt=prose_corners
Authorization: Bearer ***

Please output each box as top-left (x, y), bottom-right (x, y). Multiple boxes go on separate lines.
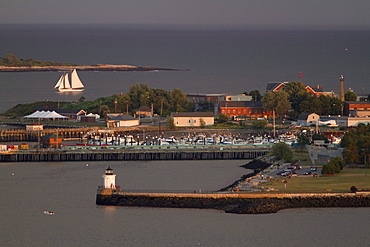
top-left (0, 146), bottom-right (270, 162)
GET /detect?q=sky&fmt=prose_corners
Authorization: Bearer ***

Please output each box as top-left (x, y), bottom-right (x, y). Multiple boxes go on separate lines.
top-left (1, 0), bottom-right (370, 29)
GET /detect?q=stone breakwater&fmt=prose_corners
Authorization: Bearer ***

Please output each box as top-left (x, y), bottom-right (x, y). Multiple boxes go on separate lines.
top-left (96, 192), bottom-right (370, 214)
top-left (219, 158), bottom-right (273, 192)
top-left (0, 64), bottom-right (184, 72)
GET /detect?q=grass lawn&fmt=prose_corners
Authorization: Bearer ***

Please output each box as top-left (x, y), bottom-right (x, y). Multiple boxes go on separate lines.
top-left (261, 168), bottom-right (370, 193)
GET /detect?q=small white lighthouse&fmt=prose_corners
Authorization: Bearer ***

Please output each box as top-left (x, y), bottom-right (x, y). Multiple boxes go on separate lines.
top-left (102, 166), bottom-right (116, 189)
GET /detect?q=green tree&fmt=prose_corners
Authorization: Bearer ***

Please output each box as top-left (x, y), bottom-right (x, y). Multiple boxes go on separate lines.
top-left (262, 91), bottom-right (291, 118)
top-left (340, 124), bottom-right (370, 166)
top-left (342, 141), bottom-right (360, 167)
top-left (248, 90), bottom-right (262, 101)
top-left (283, 81), bottom-right (309, 113)
top-left (271, 143), bottom-right (293, 162)
top-left (321, 157), bottom-right (344, 175)
top-left (166, 116), bottom-right (176, 129)
top-left (199, 118), bottom-right (206, 128)
top-left (252, 119), bottom-right (268, 129)
top-left (297, 134), bottom-right (310, 150)
top-left (217, 114), bottom-right (229, 124)
top-left (344, 91), bottom-right (357, 101)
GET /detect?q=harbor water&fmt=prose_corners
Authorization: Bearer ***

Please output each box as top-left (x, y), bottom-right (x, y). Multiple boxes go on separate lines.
top-left (0, 160), bottom-right (368, 247)
top-left (0, 25), bottom-right (370, 113)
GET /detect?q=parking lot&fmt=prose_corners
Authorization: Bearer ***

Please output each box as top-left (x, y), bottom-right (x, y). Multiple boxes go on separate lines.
top-left (267, 164), bottom-right (322, 178)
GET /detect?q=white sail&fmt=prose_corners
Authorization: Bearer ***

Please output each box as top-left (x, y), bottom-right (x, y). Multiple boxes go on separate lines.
top-left (62, 73), bottom-right (71, 89)
top-left (70, 69), bottom-right (84, 89)
top-left (54, 74), bottom-right (64, 89)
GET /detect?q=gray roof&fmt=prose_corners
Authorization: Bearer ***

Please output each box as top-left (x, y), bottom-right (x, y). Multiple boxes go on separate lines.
top-left (109, 114), bottom-right (137, 121)
top-left (137, 106), bottom-right (151, 111)
top-left (297, 113), bottom-right (317, 120)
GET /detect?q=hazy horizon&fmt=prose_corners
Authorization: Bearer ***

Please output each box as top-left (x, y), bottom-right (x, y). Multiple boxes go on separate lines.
top-left (1, 1), bottom-right (369, 30)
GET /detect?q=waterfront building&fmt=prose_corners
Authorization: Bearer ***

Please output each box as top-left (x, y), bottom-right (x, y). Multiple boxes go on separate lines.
top-left (171, 112), bottom-right (214, 127)
top-left (343, 101), bottom-right (370, 117)
top-left (41, 133), bottom-right (63, 148)
top-left (106, 114), bottom-right (140, 128)
top-left (218, 101), bottom-right (271, 119)
top-left (136, 106), bottom-right (153, 118)
top-left (25, 124), bottom-right (43, 131)
top-left (296, 113), bottom-right (320, 127)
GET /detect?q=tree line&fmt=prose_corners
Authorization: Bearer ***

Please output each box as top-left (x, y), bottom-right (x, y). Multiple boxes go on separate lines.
top-left (0, 54), bottom-right (78, 67)
top-left (340, 123), bottom-right (370, 167)
top-left (262, 81), bottom-right (347, 118)
top-left (2, 83), bottom-right (195, 118)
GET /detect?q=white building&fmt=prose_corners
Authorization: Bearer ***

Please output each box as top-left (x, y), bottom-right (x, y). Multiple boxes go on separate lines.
top-left (296, 113), bottom-right (320, 127)
top-left (171, 112), bottom-right (214, 127)
top-left (106, 114), bottom-right (140, 128)
top-left (337, 116), bottom-right (370, 127)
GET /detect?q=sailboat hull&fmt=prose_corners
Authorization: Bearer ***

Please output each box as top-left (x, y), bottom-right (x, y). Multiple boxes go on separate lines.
top-left (57, 88), bottom-right (84, 92)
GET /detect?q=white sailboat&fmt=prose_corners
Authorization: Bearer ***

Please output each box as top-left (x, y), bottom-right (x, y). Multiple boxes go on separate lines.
top-left (54, 69), bottom-right (84, 92)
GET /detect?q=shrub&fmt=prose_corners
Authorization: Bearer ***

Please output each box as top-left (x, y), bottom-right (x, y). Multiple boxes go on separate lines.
top-left (272, 143), bottom-right (293, 162)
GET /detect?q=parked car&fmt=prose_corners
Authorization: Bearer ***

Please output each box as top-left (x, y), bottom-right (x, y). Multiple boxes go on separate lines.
top-left (310, 167), bottom-right (317, 171)
top-left (303, 171), bottom-right (312, 175)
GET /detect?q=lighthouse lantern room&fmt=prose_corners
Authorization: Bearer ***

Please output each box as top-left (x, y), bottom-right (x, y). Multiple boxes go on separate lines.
top-left (102, 166), bottom-right (116, 189)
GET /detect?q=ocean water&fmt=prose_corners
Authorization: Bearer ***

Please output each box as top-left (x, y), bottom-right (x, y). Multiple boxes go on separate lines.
top-left (0, 25), bottom-right (369, 112)
top-left (0, 160), bottom-right (368, 247)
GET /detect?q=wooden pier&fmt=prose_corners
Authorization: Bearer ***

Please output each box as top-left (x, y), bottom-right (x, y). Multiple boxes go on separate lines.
top-left (0, 147), bottom-right (270, 162)
top-left (0, 127), bottom-right (95, 142)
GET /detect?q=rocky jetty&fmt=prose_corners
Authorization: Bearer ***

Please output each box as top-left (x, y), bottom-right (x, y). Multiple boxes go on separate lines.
top-left (96, 193), bottom-right (370, 214)
top-left (218, 158), bottom-right (273, 192)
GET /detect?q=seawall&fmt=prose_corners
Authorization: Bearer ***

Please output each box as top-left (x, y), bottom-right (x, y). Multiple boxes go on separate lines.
top-left (96, 192), bottom-right (370, 214)
top-left (0, 148), bottom-right (269, 162)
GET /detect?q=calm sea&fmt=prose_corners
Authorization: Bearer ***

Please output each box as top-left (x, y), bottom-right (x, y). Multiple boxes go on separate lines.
top-left (1, 160), bottom-right (368, 247)
top-left (0, 25), bottom-right (370, 112)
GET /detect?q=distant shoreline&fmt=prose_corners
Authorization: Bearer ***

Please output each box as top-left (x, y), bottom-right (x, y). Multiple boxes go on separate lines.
top-left (0, 64), bottom-right (188, 72)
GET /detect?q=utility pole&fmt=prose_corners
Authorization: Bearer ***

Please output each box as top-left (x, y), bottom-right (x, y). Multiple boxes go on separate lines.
top-left (273, 110), bottom-right (276, 137)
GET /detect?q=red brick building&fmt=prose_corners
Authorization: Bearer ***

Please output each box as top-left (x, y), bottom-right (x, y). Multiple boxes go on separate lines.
top-left (218, 101), bottom-right (272, 119)
top-left (343, 101), bottom-right (370, 117)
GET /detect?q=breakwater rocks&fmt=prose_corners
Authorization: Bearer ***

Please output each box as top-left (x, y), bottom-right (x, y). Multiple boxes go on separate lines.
top-left (96, 193), bottom-right (370, 214)
top-left (219, 158), bottom-right (273, 191)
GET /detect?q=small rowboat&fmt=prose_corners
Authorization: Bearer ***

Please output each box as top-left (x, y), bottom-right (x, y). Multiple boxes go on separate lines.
top-left (43, 210), bottom-right (55, 215)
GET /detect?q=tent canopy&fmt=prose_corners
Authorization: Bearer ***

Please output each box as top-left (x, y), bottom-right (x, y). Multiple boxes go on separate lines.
top-left (24, 110), bottom-right (68, 119)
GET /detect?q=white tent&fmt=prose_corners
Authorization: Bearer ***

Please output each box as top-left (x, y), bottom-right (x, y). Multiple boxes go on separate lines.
top-left (24, 110), bottom-right (68, 119)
